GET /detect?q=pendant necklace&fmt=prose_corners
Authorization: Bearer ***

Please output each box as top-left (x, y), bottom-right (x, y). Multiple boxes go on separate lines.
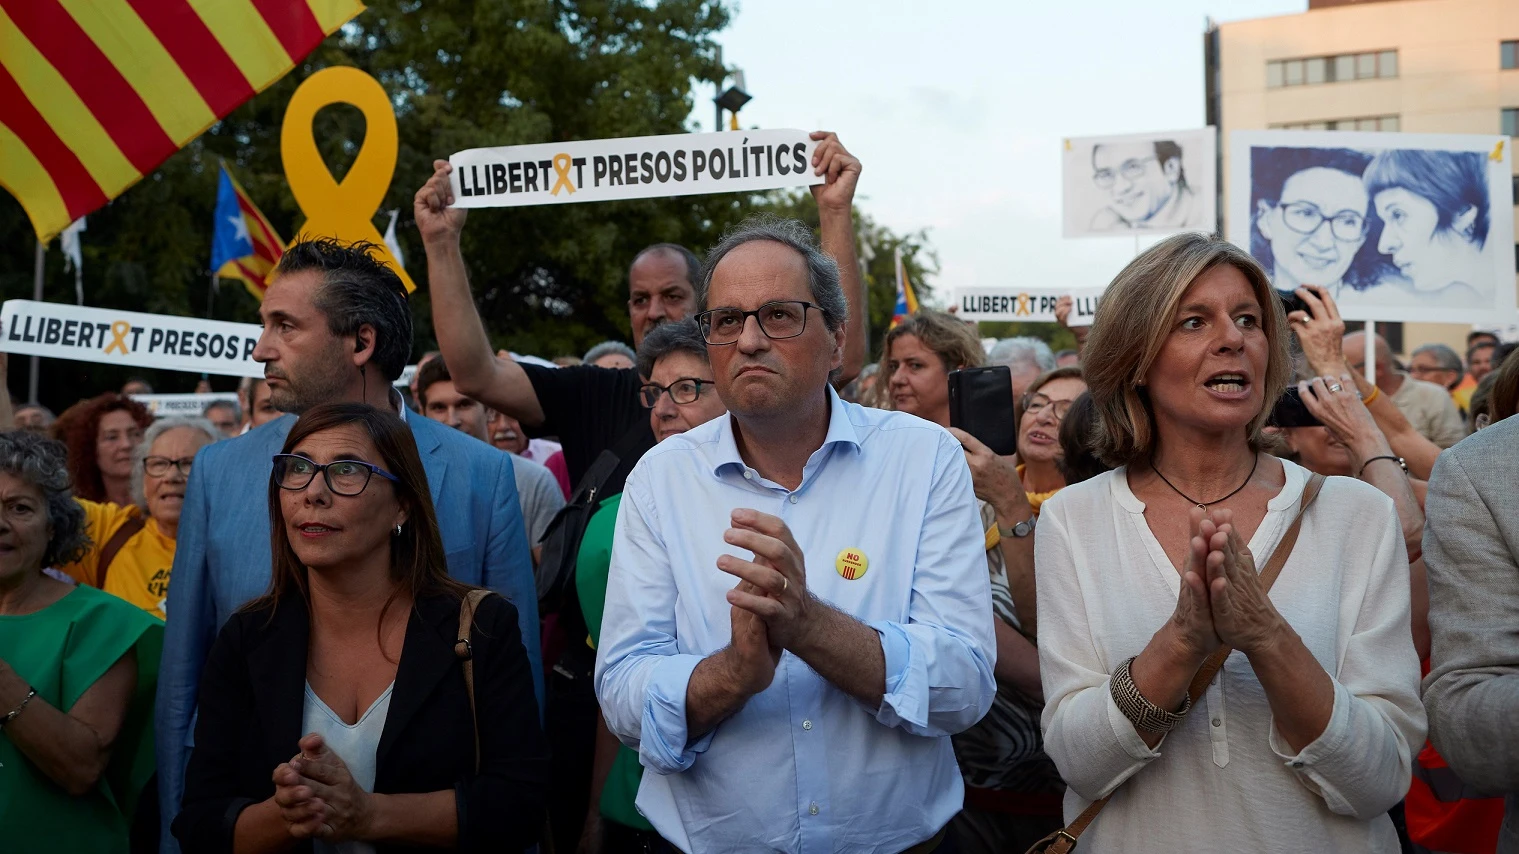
top-left (1152, 454), bottom-right (1259, 510)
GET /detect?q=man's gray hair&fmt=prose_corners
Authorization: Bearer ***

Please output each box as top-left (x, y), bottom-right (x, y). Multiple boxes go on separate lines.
top-left (203, 399), bottom-right (241, 421)
top-left (698, 216), bottom-right (847, 332)
top-left (130, 417), bottom-right (221, 510)
top-left (584, 340), bottom-right (637, 366)
top-left (636, 319), bottom-right (709, 379)
top-left (987, 337), bottom-right (1056, 376)
top-left (1412, 343), bottom-right (1463, 374)
top-left (0, 431), bottom-right (88, 567)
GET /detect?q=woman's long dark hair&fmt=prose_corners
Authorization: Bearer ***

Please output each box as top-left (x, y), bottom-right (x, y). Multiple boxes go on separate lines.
top-left (249, 403), bottom-right (470, 625)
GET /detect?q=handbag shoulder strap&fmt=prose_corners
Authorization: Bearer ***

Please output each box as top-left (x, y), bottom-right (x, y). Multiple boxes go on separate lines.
top-left (455, 588), bottom-right (491, 774)
top-left (1035, 471), bottom-right (1327, 854)
top-left (96, 514), bottom-right (147, 591)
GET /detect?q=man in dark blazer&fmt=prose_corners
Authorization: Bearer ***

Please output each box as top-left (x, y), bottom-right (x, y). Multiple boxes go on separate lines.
top-left (156, 238), bottom-right (541, 852)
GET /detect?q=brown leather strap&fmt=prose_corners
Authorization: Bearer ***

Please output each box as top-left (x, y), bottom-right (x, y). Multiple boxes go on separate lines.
top-left (1027, 472), bottom-right (1327, 854)
top-left (95, 514), bottom-right (146, 591)
top-left (455, 588), bottom-right (490, 774)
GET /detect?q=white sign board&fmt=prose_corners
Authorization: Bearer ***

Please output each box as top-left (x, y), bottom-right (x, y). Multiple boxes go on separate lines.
top-left (1228, 130), bottom-right (1516, 325)
top-left (1063, 128), bottom-right (1217, 238)
top-left (132, 393), bottom-right (239, 418)
top-left (953, 288), bottom-right (1103, 326)
top-left (0, 300), bottom-right (264, 377)
top-left (448, 129), bottom-right (824, 208)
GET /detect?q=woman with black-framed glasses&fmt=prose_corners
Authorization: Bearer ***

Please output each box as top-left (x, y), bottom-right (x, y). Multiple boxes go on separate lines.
top-left (174, 403), bottom-right (548, 854)
top-left (58, 416), bottom-right (221, 621)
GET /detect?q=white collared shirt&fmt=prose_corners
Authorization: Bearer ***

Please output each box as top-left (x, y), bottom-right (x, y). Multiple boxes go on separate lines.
top-left (595, 388), bottom-right (996, 853)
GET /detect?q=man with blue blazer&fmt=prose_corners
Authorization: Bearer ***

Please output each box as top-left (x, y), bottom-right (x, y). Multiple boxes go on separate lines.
top-left (156, 237), bottom-right (541, 851)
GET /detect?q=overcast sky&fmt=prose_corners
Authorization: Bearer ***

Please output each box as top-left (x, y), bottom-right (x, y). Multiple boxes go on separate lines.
top-left (707, 0), bottom-right (1304, 304)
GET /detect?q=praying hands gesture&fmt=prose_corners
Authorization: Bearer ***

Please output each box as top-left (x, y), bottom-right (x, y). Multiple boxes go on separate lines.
top-left (719, 509), bottom-right (814, 650)
top-left (1200, 509), bottom-right (1289, 655)
top-left (271, 733), bottom-right (375, 843)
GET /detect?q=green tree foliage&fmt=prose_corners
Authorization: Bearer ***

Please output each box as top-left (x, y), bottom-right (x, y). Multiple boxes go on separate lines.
top-left (0, 0), bottom-right (934, 409)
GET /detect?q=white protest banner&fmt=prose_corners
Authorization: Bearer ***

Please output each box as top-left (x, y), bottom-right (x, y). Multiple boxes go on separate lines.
top-left (448, 129), bottom-right (824, 209)
top-left (954, 288), bottom-right (1104, 326)
top-left (132, 393), bottom-right (239, 418)
top-left (0, 300), bottom-right (263, 378)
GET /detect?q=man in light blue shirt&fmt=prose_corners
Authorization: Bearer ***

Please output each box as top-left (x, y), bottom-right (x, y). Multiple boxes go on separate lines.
top-left (595, 218), bottom-right (996, 853)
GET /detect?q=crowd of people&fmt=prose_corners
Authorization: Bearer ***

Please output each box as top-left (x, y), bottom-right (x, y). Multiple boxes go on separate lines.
top-left (0, 128), bottom-right (1517, 854)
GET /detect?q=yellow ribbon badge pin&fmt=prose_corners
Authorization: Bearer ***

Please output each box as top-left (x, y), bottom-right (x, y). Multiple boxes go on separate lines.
top-left (835, 548), bottom-right (869, 581)
top-left (279, 66), bottom-right (416, 292)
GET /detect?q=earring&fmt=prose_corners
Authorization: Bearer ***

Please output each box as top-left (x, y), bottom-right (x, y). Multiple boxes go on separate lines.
top-left (393, 524), bottom-right (402, 537)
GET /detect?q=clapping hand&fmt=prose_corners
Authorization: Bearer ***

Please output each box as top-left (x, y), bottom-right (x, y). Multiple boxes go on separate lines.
top-left (719, 510), bottom-right (812, 651)
top-left (284, 733), bottom-right (376, 843)
top-left (1202, 509), bottom-right (1287, 656)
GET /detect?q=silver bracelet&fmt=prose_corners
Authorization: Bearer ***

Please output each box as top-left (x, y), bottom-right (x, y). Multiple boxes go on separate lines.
top-left (1110, 656), bottom-right (1191, 733)
top-left (0, 686), bottom-right (36, 730)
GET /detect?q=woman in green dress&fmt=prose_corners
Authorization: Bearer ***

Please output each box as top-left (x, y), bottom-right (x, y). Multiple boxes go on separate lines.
top-left (0, 430), bottom-right (163, 851)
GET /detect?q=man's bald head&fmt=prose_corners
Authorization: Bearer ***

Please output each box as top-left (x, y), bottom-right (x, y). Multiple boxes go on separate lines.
top-left (1343, 331), bottom-right (1397, 386)
top-left (628, 244), bottom-right (700, 348)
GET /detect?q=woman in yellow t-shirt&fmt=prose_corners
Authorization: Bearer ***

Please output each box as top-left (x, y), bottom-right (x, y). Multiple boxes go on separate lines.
top-left (62, 417), bottom-right (220, 620)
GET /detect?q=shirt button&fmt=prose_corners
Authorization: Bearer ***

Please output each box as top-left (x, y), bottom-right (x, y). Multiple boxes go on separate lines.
top-left (743, 470), bottom-right (754, 480)
top-left (809, 803), bottom-right (820, 816)
top-left (1211, 718), bottom-right (1221, 728)
top-left (802, 720), bottom-right (812, 730)
top-left (1291, 761), bottom-right (1305, 769)
top-left (788, 495), bottom-right (798, 504)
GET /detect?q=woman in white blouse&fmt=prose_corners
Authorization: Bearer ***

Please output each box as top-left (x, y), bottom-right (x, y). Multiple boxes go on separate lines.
top-left (1035, 232), bottom-right (1425, 852)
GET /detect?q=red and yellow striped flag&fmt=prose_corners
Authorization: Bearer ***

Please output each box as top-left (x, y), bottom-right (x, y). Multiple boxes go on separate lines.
top-left (0, 0), bottom-right (365, 244)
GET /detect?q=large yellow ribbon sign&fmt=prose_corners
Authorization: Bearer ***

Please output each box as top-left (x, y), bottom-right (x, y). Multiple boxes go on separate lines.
top-left (279, 67), bottom-right (415, 292)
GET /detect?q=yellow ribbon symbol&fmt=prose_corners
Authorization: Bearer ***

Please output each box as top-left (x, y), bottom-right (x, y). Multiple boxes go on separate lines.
top-left (551, 153), bottom-right (576, 196)
top-left (1015, 293), bottom-right (1032, 317)
top-left (1491, 140), bottom-right (1506, 162)
top-left (103, 321), bottom-right (130, 355)
top-left (279, 67), bottom-right (415, 292)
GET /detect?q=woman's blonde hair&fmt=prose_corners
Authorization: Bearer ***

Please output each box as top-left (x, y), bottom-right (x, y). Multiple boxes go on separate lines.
top-left (1082, 232), bottom-right (1290, 466)
top-left (877, 310), bottom-right (985, 399)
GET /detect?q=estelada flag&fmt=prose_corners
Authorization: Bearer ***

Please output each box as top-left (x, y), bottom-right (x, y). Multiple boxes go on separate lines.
top-left (891, 245), bottom-right (919, 329)
top-left (211, 164), bottom-right (284, 301)
top-left (0, 0), bottom-right (365, 244)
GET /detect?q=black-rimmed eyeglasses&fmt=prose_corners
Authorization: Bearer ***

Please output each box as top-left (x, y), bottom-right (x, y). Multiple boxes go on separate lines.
top-left (1276, 201), bottom-right (1367, 242)
top-left (696, 301), bottom-right (821, 345)
top-left (143, 456), bottom-right (195, 477)
top-left (272, 454), bottom-right (399, 496)
top-left (640, 378), bottom-right (715, 408)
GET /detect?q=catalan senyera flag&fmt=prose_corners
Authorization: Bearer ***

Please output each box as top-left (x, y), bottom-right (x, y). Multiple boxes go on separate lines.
top-left (0, 0), bottom-right (366, 244)
top-left (890, 245), bottom-right (919, 329)
top-left (211, 163), bottom-right (284, 301)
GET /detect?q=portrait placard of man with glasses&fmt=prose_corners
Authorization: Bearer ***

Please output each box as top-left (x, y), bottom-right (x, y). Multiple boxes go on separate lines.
top-left (1063, 129), bottom-right (1215, 238)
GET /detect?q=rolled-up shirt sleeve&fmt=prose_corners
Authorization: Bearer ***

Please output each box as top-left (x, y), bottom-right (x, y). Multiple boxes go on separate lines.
top-left (868, 430), bottom-right (997, 738)
top-left (593, 471), bottom-right (714, 775)
top-left (1036, 500), bottom-right (1163, 802)
top-left (1267, 498), bottom-right (1426, 820)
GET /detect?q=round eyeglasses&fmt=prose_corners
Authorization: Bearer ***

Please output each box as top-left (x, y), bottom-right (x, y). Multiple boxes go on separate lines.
top-left (143, 456), bottom-right (195, 477)
top-left (1277, 201), bottom-right (1367, 242)
top-left (272, 454), bottom-right (399, 496)
top-left (640, 378), bottom-right (715, 408)
top-left (1092, 156), bottom-right (1156, 188)
top-left (1022, 393), bottom-right (1074, 421)
top-left (696, 301), bottom-right (821, 345)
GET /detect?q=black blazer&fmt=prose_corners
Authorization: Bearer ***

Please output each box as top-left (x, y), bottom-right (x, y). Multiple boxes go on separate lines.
top-left (172, 590), bottom-right (549, 853)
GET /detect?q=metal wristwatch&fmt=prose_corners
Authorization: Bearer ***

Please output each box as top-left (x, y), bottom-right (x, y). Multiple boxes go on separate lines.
top-left (1000, 516), bottom-right (1036, 539)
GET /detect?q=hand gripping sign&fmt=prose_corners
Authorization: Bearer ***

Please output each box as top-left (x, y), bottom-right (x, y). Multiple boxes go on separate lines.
top-left (446, 129), bottom-right (825, 208)
top-left (1, 300), bottom-right (264, 378)
top-left (280, 67), bottom-right (415, 291)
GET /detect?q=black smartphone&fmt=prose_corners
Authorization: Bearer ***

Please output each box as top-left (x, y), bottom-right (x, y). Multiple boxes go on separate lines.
top-left (1277, 289), bottom-right (1312, 320)
top-left (1268, 386), bottom-right (1323, 428)
top-left (948, 366), bottom-right (1018, 455)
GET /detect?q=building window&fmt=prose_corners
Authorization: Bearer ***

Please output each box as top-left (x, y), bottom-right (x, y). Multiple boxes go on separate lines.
top-left (1267, 50), bottom-right (1398, 88)
top-left (1503, 40), bottom-right (1519, 70)
top-left (1504, 108), bottom-right (1519, 138)
top-left (1272, 114), bottom-right (1400, 132)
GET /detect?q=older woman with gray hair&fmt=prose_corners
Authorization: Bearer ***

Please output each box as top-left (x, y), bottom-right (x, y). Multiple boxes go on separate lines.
top-left (60, 417), bottom-right (220, 620)
top-left (0, 430), bottom-right (163, 851)
top-left (1035, 232), bottom-right (1424, 852)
